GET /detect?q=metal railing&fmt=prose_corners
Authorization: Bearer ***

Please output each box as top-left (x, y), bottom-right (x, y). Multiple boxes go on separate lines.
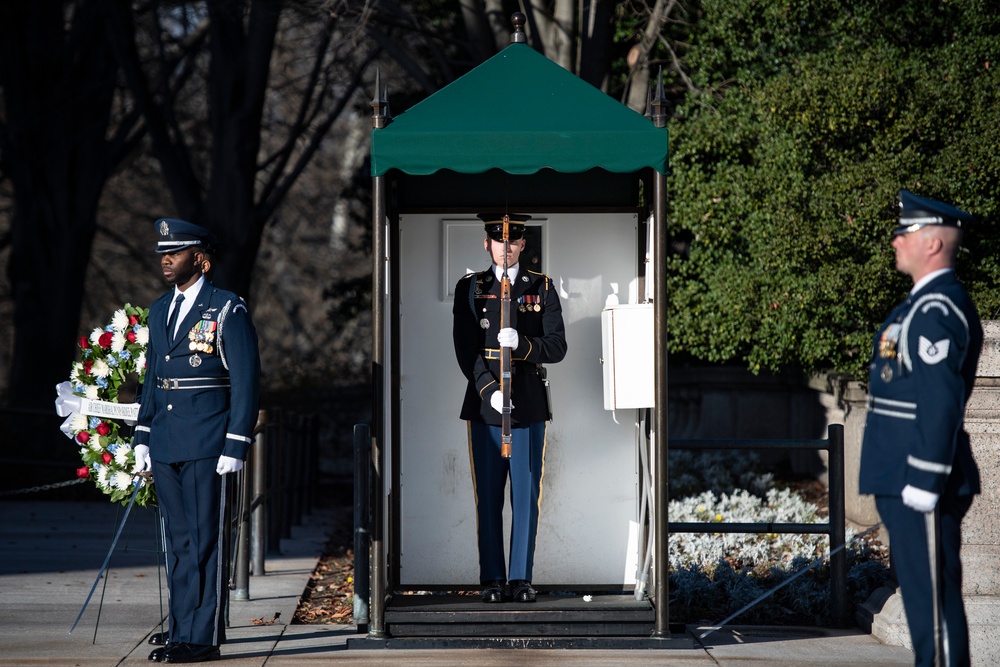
top-left (667, 423), bottom-right (848, 626)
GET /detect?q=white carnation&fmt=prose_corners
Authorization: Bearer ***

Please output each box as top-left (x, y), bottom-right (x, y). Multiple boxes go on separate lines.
top-left (91, 359), bottom-right (110, 378)
top-left (114, 444), bottom-right (132, 467)
top-left (111, 309), bottom-right (129, 333)
top-left (85, 385), bottom-right (99, 400)
top-left (89, 327), bottom-right (104, 345)
top-left (70, 413), bottom-right (89, 432)
top-left (135, 327), bottom-right (149, 346)
top-left (113, 472), bottom-right (133, 490)
top-left (111, 332), bottom-right (127, 353)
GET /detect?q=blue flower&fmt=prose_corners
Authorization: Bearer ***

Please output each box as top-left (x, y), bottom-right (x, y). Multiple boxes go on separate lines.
top-left (108, 443), bottom-right (119, 454)
top-left (96, 377), bottom-right (109, 389)
top-left (132, 324), bottom-right (142, 333)
top-left (89, 417), bottom-right (101, 429)
top-left (119, 350), bottom-right (132, 361)
top-left (107, 356), bottom-right (120, 368)
top-left (82, 349), bottom-right (92, 359)
top-left (74, 383), bottom-right (86, 394)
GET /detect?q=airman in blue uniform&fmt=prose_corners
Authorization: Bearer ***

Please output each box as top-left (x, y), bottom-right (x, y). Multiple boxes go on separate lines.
top-left (133, 219), bottom-right (260, 663)
top-left (452, 214), bottom-right (567, 603)
top-left (860, 191), bottom-right (982, 667)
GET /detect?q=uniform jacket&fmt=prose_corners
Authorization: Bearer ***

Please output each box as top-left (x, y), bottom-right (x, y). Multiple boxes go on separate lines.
top-left (860, 271), bottom-right (982, 497)
top-left (453, 266), bottom-right (567, 425)
top-left (135, 281), bottom-right (261, 464)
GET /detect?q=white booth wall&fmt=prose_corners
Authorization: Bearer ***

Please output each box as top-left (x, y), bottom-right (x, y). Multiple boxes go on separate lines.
top-left (397, 212), bottom-right (643, 587)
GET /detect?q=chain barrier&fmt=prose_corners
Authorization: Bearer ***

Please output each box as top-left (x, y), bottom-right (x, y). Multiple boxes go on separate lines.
top-left (0, 477), bottom-right (88, 497)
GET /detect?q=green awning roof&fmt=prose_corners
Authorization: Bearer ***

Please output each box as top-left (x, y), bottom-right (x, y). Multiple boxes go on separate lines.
top-left (370, 43), bottom-right (668, 177)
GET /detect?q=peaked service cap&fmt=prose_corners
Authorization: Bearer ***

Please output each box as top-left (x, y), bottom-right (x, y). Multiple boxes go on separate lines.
top-left (893, 190), bottom-right (973, 236)
top-left (478, 212), bottom-right (531, 241)
top-left (154, 218), bottom-right (219, 253)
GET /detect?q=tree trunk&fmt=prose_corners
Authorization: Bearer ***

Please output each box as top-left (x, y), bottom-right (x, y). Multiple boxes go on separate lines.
top-left (0, 1), bottom-right (118, 408)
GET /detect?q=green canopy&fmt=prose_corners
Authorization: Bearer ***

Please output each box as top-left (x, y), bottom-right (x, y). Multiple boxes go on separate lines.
top-left (370, 44), bottom-right (668, 177)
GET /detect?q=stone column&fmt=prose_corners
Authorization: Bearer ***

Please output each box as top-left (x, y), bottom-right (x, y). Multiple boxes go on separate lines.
top-left (840, 380), bottom-right (879, 526)
top-left (861, 321), bottom-right (1000, 665)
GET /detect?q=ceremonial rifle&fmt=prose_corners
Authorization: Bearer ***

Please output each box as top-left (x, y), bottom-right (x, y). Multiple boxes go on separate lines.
top-left (500, 215), bottom-right (513, 459)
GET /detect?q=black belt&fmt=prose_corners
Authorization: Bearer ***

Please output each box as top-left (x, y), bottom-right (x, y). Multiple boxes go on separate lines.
top-left (157, 377), bottom-right (230, 390)
top-left (480, 350), bottom-right (544, 376)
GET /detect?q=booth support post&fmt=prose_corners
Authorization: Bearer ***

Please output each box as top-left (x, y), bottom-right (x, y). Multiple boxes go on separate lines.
top-left (650, 73), bottom-right (671, 639)
top-left (368, 71), bottom-right (389, 639)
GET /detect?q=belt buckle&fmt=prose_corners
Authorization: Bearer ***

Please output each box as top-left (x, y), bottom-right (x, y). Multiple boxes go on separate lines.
top-left (159, 378), bottom-right (178, 390)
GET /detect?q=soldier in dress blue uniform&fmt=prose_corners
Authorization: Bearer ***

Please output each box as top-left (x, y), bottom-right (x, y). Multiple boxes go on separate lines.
top-left (860, 191), bottom-right (982, 667)
top-left (133, 219), bottom-right (261, 663)
top-left (452, 214), bottom-right (567, 603)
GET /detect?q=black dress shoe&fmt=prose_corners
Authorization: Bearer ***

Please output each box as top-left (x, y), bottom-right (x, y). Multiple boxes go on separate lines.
top-left (510, 579), bottom-right (536, 602)
top-left (149, 632), bottom-right (170, 646)
top-left (162, 642), bottom-right (220, 663)
top-left (148, 643), bottom-right (178, 662)
top-left (481, 579), bottom-right (507, 603)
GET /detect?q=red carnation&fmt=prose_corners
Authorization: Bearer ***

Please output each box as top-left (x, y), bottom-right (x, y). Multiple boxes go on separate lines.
top-left (96, 422), bottom-right (112, 436)
top-left (126, 331), bottom-right (137, 343)
top-left (76, 431), bottom-right (90, 444)
top-left (78, 336), bottom-right (90, 350)
top-left (76, 466), bottom-right (90, 479)
top-left (101, 452), bottom-right (113, 465)
top-left (83, 360), bottom-right (93, 374)
top-left (129, 315), bottom-right (139, 326)
top-left (98, 332), bottom-right (113, 348)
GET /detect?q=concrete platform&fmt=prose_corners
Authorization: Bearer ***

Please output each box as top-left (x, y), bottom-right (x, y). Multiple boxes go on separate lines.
top-left (0, 500), bottom-right (915, 666)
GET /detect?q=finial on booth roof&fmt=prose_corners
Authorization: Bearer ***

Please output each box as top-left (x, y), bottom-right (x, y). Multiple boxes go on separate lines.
top-left (511, 12), bottom-right (527, 43)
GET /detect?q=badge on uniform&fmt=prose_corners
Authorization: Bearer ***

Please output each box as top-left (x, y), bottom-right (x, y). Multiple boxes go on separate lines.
top-left (878, 324), bottom-right (901, 359)
top-left (188, 320), bottom-right (217, 354)
top-left (880, 363), bottom-right (893, 382)
top-left (518, 294), bottom-right (541, 313)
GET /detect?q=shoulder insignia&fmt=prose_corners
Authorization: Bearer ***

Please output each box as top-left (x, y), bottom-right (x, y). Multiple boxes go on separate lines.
top-left (917, 336), bottom-right (951, 365)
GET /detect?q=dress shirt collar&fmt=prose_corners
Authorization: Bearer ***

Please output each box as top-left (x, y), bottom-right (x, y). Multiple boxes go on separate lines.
top-left (910, 268), bottom-right (953, 295)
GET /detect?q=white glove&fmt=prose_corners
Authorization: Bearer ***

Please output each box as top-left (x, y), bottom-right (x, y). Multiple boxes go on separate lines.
top-left (902, 484), bottom-right (939, 513)
top-left (133, 445), bottom-right (151, 473)
top-left (489, 391), bottom-right (514, 414)
top-left (216, 455), bottom-right (244, 475)
top-left (498, 327), bottom-right (519, 349)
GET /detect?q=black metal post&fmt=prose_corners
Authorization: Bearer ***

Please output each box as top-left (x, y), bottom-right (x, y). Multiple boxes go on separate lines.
top-left (828, 424), bottom-right (848, 626)
top-left (368, 68), bottom-right (389, 639)
top-left (251, 409), bottom-right (267, 576)
top-left (353, 423), bottom-right (371, 631)
top-left (650, 69), bottom-right (671, 639)
top-left (232, 463), bottom-right (252, 600)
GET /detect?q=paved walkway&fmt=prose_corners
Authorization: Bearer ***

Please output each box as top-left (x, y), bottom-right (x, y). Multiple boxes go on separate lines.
top-left (0, 500), bottom-right (915, 666)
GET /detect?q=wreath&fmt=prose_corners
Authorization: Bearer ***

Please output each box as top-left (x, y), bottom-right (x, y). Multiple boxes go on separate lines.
top-left (58, 303), bottom-right (155, 506)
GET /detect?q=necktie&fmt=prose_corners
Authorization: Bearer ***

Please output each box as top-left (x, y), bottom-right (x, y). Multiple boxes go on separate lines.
top-left (166, 293), bottom-right (185, 341)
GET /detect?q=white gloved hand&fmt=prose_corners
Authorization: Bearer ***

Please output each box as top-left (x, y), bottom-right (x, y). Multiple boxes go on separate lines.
top-left (498, 327), bottom-right (519, 349)
top-left (902, 484), bottom-right (939, 513)
top-left (489, 391), bottom-right (514, 414)
top-left (133, 445), bottom-right (152, 473)
top-left (216, 455), bottom-right (244, 475)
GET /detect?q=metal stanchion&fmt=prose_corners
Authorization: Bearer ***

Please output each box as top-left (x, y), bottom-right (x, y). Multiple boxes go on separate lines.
top-left (232, 464), bottom-right (252, 600)
top-left (353, 423), bottom-right (371, 631)
top-left (268, 407), bottom-right (285, 549)
top-left (251, 410), bottom-right (267, 576)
